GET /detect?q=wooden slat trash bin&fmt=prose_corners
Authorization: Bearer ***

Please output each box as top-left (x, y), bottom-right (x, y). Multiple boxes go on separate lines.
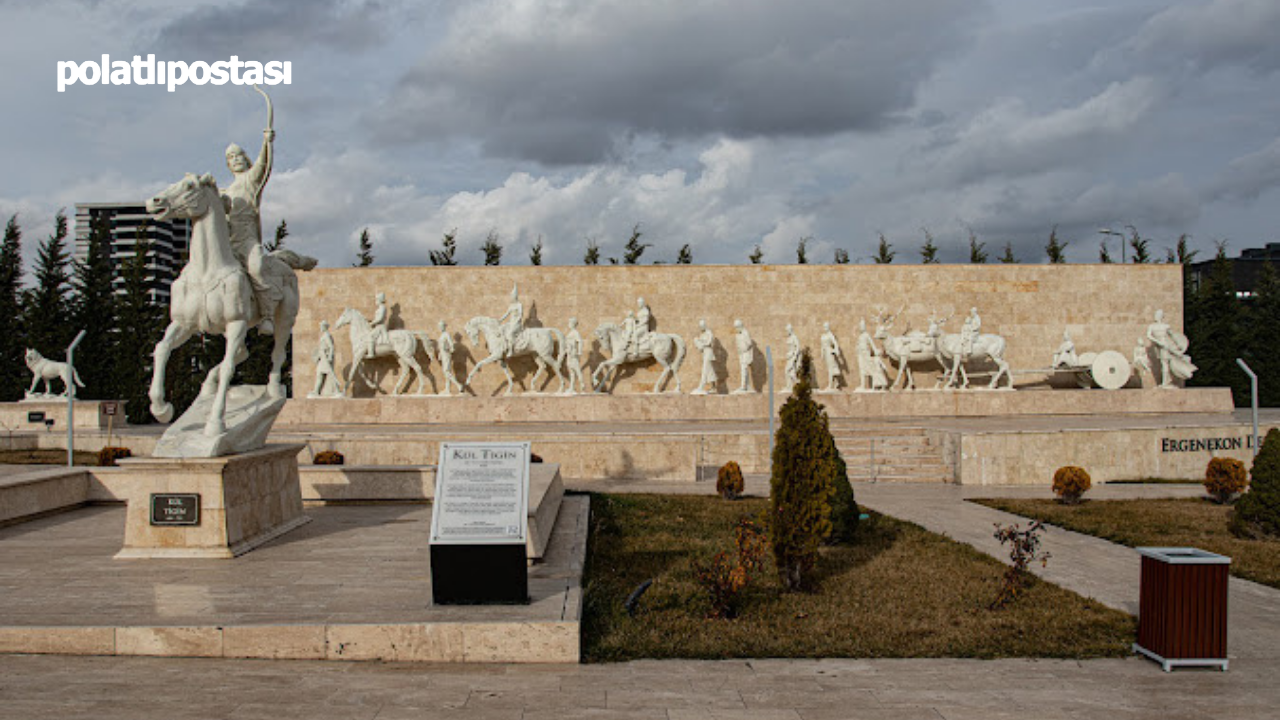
top-left (1134, 547), bottom-right (1230, 672)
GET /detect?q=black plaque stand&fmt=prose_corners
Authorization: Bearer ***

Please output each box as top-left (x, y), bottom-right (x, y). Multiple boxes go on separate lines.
top-left (430, 543), bottom-right (528, 605)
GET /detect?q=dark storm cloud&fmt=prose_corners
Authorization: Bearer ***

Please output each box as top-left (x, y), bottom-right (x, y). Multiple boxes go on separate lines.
top-left (374, 0), bottom-right (985, 164)
top-left (153, 0), bottom-right (388, 58)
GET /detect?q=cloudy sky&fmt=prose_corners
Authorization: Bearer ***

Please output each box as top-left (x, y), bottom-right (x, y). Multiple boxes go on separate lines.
top-left (2, 0), bottom-right (1278, 268)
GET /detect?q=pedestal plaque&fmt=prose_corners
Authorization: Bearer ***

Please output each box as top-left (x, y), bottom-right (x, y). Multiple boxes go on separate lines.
top-left (430, 441), bottom-right (530, 604)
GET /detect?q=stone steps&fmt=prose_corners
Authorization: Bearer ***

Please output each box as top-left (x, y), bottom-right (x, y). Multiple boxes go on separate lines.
top-left (831, 425), bottom-right (953, 484)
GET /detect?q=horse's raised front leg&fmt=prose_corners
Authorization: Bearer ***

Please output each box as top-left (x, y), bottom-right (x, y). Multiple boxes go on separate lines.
top-left (149, 321), bottom-right (194, 423)
top-left (206, 320), bottom-right (248, 437)
top-left (465, 353), bottom-right (499, 390)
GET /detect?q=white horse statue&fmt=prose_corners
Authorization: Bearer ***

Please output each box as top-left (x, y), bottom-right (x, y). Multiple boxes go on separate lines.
top-left (874, 308), bottom-right (949, 391)
top-left (334, 307), bottom-right (433, 395)
top-left (464, 316), bottom-right (566, 395)
top-left (24, 348), bottom-right (84, 399)
top-left (145, 173), bottom-right (313, 438)
top-left (591, 322), bottom-right (686, 393)
top-left (936, 331), bottom-right (1013, 389)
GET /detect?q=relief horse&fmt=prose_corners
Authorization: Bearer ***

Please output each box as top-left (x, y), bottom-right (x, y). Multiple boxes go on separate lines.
top-left (464, 316), bottom-right (566, 395)
top-left (874, 308), bottom-right (950, 391)
top-left (591, 323), bottom-right (686, 393)
top-left (334, 307), bottom-right (433, 395)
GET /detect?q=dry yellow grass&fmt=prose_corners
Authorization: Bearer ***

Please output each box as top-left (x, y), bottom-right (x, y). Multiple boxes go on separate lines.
top-left (0, 449), bottom-right (99, 465)
top-left (582, 493), bottom-right (1133, 661)
top-left (975, 497), bottom-right (1280, 590)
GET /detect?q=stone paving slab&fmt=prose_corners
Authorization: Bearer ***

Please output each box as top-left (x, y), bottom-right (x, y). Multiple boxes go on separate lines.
top-left (0, 497), bottom-right (590, 663)
top-left (1, 654), bottom-right (1277, 719)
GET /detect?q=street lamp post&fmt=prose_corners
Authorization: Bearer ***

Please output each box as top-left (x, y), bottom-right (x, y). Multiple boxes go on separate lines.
top-left (1098, 225), bottom-right (1140, 264)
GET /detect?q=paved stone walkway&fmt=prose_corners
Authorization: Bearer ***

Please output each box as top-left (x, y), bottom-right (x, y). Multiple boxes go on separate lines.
top-left (4, 478), bottom-right (1280, 717)
top-left (0, 652), bottom-right (1275, 719)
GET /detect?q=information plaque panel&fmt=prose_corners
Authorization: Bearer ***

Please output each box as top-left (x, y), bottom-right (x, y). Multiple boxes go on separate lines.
top-left (429, 441), bottom-right (530, 604)
top-left (150, 493), bottom-right (201, 526)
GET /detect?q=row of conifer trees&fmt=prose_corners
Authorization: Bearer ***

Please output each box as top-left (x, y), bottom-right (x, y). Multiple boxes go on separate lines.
top-left (0, 212), bottom-right (283, 424)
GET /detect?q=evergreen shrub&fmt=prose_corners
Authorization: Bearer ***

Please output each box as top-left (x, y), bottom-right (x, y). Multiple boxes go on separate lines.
top-left (1204, 457), bottom-right (1247, 504)
top-left (717, 461), bottom-right (744, 500)
top-left (1052, 466), bottom-right (1091, 505)
top-left (313, 450), bottom-right (344, 465)
top-left (97, 446), bottom-right (132, 467)
top-left (769, 353), bottom-right (852, 590)
top-left (1231, 429), bottom-right (1280, 538)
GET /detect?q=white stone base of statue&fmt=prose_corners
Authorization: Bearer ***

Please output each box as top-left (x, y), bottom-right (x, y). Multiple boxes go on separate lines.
top-left (114, 444), bottom-right (310, 559)
top-left (152, 385), bottom-right (287, 458)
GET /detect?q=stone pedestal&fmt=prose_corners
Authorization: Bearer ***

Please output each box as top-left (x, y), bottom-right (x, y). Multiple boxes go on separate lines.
top-left (114, 444), bottom-right (310, 559)
top-left (0, 400), bottom-right (127, 430)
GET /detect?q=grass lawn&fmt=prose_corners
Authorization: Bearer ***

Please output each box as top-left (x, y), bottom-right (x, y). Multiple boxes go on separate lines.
top-left (0, 448), bottom-right (100, 465)
top-left (582, 493), bottom-right (1133, 662)
top-left (973, 497), bottom-right (1280, 590)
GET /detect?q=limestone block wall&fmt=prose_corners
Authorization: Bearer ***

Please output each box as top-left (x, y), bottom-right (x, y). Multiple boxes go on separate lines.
top-left (294, 264), bottom-right (1184, 399)
top-left (958, 423), bottom-right (1280, 485)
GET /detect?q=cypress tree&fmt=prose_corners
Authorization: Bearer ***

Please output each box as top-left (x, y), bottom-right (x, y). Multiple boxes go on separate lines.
top-left (796, 237), bottom-right (809, 264)
top-left (873, 234), bottom-right (895, 264)
top-left (430, 230), bottom-right (458, 265)
top-left (0, 216), bottom-right (24, 400)
top-left (584, 238), bottom-right (601, 265)
top-left (677, 244), bottom-right (693, 264)
top-left (1230, 428), bottom-right (1280, 538)
top-left (920, 230), bottom-right (939, 264)
top-left (1045, 227), bottom-right (1067, 263)
top-left (968, 232), bottom-right (988, 264)
top-left (748, 245), bottom-right (763, 264)
top-left (1186, 247), bottom-right (1246, 404)
top-left (482, 231), bottom-right (502, 266)
top-left (115, 235), bottom-right (165, 422)
top-left (621, 224), bottom-right (649, 264)
top-left (769, 352), bottom-right (846, 590)
top-left (22, 209), bottom-right (74, 357)
top-left (1244, 262), bottom-right (1280, 407)
top-left (529, 235), bottom-right (544, 266)
top-left (355, 227), bottom-right (375, 266)
top-left (999, 241), bottom-right (1019, 264)
top-left (69, 214), bottom-right (118, 398)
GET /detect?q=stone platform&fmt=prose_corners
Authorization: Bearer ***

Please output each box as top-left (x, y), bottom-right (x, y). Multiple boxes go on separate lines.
top-left (0, 400), bottom-right (125, 431)
top-left (0, 496), bottom-right (588, 663)
top-left (277, 386), bottom-right (1233, 425)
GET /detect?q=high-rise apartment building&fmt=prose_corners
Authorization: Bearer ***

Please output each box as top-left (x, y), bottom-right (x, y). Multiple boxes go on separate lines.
top-left (73, 203), bottom-right (189, 305)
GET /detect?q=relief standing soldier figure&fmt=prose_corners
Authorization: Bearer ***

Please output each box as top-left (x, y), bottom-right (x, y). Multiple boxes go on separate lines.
top-left (1145, 309), bottom-right (1196, 388)
top-left (784, 324), bottom-right (802, 392)
top-left (819, 322), bottom-right (843, 392)
top-left (309, 320), bottom-right (344, 398)
top-left (436, 320), bottom-right (464, 395)
top-left (855, 318), bottom-right (889, 391)
top-left (564, 317), bottom-right (586, 394)
top-left (691, 319), bottom-right (718, 395)
top-left (732, 319), bottom-right (756, 394)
